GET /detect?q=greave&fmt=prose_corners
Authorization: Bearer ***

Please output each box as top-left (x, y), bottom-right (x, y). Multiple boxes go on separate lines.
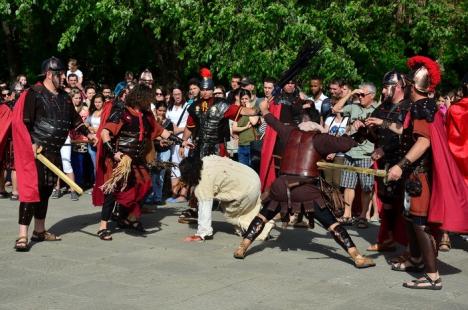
top-left (331, 225), bottom-right (356, 252)
top-left (243, 216), bottom-right (266, 241)
top-left (405, 218), bottom-right (421, 258)
top-left (413, 224), bottom-right (438, 273)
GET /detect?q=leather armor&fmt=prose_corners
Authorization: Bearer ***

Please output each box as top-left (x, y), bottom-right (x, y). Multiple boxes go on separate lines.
top-left (114, 109), bottom-right (152, 162)
top-left (29, 86), bottom-right (75, 153)
top-left (280, 129), bottom-right (321, 177)
top-left (189, 98), bottom-right (229, 158)
top-left (400, 98), bottom-right (435, 172)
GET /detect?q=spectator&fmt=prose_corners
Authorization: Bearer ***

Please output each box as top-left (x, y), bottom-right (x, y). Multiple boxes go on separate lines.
top-left (86, 93), bottom-right (105, 176)
top-left (114, 71), bottom-right (134, 96)
top-left (16, 74), bottom-right (28, 88)
top-left (166, 85), bottom-right (190, 203)
top-left (333, 82), bottom-right (379, 228)
top-left (309, 77), bottom-right (328, 114)
top-left (187, 78), bottom-right (200, 105)
top-left (84, 85), bottom-right (96, 107)
top-left (101, 84), bottom-right (113, 100)
top-left (323, 110), bottom-right (349, 187)
top-left (139, 69), bottom-right (154, 88)
top-left (67, 58), bottom-right (84, 87)
top-left (148, 101), bottom-right (173, 205)
top-left (213, 85), bottom-right (226, 99)
top-left (232, 89), bottom-right (259, 167)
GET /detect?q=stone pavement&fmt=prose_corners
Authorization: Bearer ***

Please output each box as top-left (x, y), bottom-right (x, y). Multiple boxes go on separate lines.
top-left (1, 193), bottom-right (468, 310)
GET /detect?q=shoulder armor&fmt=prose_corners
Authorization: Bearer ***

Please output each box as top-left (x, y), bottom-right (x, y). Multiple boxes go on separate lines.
top-left (411, 98), bottom-right (437, 122)
top-left (214, 98), bottom-right (229, 114)
top-left (108, 105), bottom-right (125, 123)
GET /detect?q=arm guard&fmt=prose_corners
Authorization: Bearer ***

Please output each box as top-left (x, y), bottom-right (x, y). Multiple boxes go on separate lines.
top-left (103, 141), bottom-right (116, 158)
top-left (168, 133), bottom-right (184, 145)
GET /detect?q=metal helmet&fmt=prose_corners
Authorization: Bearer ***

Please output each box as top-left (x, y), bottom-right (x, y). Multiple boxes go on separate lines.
top-left (199, 77), bottom-right (214, 91)
top-left (40, 56), bottom-right (65, 76)
top-left (406, 56), bottom-right (441, 93)
top-left (382, 70), bottom-right (405, 102)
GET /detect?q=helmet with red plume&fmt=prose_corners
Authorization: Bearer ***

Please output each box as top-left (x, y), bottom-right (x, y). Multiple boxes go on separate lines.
top-left (406, 56), bottom-right (441, 93)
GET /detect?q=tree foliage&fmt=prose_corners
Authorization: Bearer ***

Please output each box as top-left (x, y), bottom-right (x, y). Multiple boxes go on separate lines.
top-left (0, 0), bottom-right (466, 91)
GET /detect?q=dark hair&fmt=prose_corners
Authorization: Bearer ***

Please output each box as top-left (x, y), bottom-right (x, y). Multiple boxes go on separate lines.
top-left (125, 71), bottom-right (134, 79)
top-left (226, 87), bottom-right (241, 104)
top-left (263, 77), bottom-right (276, 85)
top-left (330, 78), bottom-right (345, 87)
top-left (301, 107), bottom-right (320, 124)
top-left (310, 77), bottom-right (323, 83)
top-left (231, 74), bottom-right (241, 80)
top-left (188, 78), bottom-right (200, 87)
top-left (179, 156), bottom-right (203, 187)
top-left (155, 101), bottom-right (168, 110)
top-left (462, 72), bottom-right (468, 97)
top-left (85, 84), bottom-right (96, 92)
top-left (89, 93), bottom-right (105, 115)
top-left (239, 89), bottom-right (252, 101)
top-left (68, 73), bottom-right (78, 80)
top-left (125, 83), bottom-right (154, 111)
top-left (101, 84), bottom-right (112, 91)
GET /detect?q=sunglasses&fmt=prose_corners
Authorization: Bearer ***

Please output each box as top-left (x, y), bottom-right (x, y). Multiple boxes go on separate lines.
top-left (155, 92), bottom-right (163, 96)
top-left (213, 92), bottom-right (223, 95)
top-left (357, 93), bottom-right (372, 98)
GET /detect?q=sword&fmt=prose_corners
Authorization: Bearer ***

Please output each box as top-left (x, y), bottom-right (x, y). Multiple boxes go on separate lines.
top-left (317, 161), bottom-right (387, 178)
top-left (35, 147), bottom-right (84, 195)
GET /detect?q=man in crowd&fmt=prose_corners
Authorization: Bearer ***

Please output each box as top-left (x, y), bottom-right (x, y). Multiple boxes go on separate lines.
top-left (309, 77), bottom-right (328, 114)
top-left (233, 98), bottom-right (375, 269)
top-left (12, 57), bottom-right (96, 251)
top-left (332, 82), bottom-right (378, 228)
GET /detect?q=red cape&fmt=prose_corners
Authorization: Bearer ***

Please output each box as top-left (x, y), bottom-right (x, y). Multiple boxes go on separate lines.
top-left (428, 110), bottom-right (468, 233)
top-left (11, 90), bottom-right (40, 202)
top-left (92, 100), bottom-right (113, 206)
top-left (259, 102), bottom-right (282, 192)
top-left (0, 103), bottom-right (12, 160)
top-left (446, 98), bottom-right (468, 185)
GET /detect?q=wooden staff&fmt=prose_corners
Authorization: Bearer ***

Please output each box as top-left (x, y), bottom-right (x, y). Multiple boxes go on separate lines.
top-left (36, 147), bottom-right (83, 194)
top-left (317, 161), bottom-right (387, 178)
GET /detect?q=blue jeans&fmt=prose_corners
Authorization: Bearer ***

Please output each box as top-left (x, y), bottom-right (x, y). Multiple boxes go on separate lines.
top-left (88, 145), bottom-right (97, 178)
top-left (238, 145), bottom-right (251, 167)
top-left (150, 149), bottom-right (172, 202)
top-left (71, 151), bottom-right (86, 186)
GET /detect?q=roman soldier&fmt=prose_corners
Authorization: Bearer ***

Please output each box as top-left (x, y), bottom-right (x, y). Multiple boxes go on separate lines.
top-left (365, 70), bottom-right (409, 252)
top-left (12, 57), bottom-right (96, 251)
top-left (233, 99), bottom-right (375, 269)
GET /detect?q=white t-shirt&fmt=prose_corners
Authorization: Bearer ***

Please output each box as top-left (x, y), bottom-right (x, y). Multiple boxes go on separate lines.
top-left (166, 102), bottom-right (189, 137)
top-left (325, 115), bottom-right (349, 137)
top-left (309, 93), bottom-right (328, 113)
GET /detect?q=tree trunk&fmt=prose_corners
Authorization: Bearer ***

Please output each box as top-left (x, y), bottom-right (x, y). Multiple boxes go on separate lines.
top-left (1, 20), bottom-right (20, 80)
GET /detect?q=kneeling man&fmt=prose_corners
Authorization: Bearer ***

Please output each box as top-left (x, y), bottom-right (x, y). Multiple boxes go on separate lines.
top-left (180, 155), bottom-right (274, 242)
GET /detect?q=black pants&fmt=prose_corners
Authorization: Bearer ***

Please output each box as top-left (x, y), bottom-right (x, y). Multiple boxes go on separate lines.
top-left (18, 185), bottom-right (54, 225)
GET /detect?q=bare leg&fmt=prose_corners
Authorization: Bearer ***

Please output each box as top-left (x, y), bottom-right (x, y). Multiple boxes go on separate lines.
top-left (343, 188), bottom-right (355, 219)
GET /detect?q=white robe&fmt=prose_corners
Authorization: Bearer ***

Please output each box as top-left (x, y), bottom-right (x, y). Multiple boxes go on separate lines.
top-left (194, 155), bottom-right (274, 240)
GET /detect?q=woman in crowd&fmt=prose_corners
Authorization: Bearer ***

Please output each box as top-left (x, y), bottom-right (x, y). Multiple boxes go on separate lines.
top-left (232, 89), bottom-right (259, 167)
top-left (86, 93), bottom-right (105, 176)
top-left (69, 89), bottom-right (90, 191)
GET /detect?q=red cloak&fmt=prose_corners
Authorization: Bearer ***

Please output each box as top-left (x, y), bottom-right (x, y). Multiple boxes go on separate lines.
top-left (446, 98), bottom-right (468, 185)
top-left (259, 102), bottom-right (282, 192)
top-left (0, 103), bottom-right (12, 160)
top-left (11, 90), bottom-right (40, 202)
top-left (428, 110), bottom-right (468, 233)
top-left (91, 100), bottom-right (113, 206)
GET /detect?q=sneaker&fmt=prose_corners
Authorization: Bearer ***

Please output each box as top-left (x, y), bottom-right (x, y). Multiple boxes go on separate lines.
top-left (51, 189), bottom-right (61, 199)
top-left (70, 192), bottom-right (79, 201)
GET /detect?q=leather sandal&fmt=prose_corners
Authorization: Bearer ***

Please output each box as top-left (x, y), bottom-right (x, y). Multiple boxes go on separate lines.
top-left (178, 208), bottom-right (198, 224)
top-left (97, 229), bottom-right (113, 241)
top-left (367, 240), bottom-right (397, 252)
top-left (403, 273), bottom-right (442, 290)
top-left (439, 239), bottom-right (451, 252)
top-left (391, 258), bottom-right (424, 272)
top-left (14, 236), bottom-right (30, 252)
top-left (233, 240), bottom-right (251, 259)
top-left (31, 231), bottom-right (61, 242)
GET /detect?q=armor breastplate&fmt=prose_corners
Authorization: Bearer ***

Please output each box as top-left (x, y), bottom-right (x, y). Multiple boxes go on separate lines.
top-left (372, 102), bottom-right (404, 164)
top-left (193, 100), bottom-right (229, 157)
top-left (280, 130), bottom-right (321, 177)
top-left (115, 110), bottom-right (151, 162)
top-left (30, 88), bottom-right (73, 153)
top-left (401, 110), bottom-right (432, 172)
